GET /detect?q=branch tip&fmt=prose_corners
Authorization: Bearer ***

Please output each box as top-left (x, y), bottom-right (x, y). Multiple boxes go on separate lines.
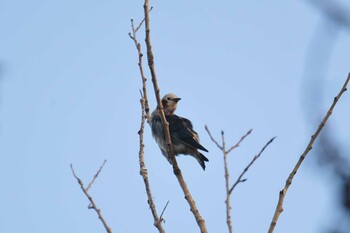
top-left (268, 73), bottom-right (350, 233)
top-left (71, 162), bottom-right (113, 233)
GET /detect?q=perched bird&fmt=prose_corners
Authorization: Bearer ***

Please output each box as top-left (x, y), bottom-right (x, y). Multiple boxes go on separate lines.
top-left (151, 93), bottom-right (209, 170)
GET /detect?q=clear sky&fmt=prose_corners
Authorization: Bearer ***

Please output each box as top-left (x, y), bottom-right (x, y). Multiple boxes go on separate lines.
top-left (1, 1), bottom-right (349, 233)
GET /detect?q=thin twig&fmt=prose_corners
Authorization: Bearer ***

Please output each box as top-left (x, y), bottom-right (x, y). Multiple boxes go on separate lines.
top-left (205, 127), bottom-right (254, 233)
top-left (268, 73), bottom-right (350, 233)
top-left (229, 137), bottom-right (276, 194)
top-left (129, 19), bottom-right (151, 122)
top-left (70, 164), bottom-right (113, 233)
top-left (221, 130), bottom-right (232, 233)
top-left (205, 125), bottom-right (222, 150)
top-left (143, 1), bottom-right (208, 232)
top-left (135, 6), bottom-right (153, 32)
top-left (138, 92), bottom-right (165, 233)
top-left (86, 160), bottom-right (107, 191)
top-left (159, 201), bottom-right (170, 222)
top-left (130, 7), bottom-right (166, 233)
top-left (227, 129), bottom-right (253, 154)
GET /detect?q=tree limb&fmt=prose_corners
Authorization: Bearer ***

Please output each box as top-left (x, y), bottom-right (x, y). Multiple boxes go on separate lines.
top-left (205, 127), bottom-right (254, 233)
top-left (143, 1), bottom-right (208, 232)
top-left (268, 73), bottom-right (350, 233)
top-left (70, 163), bottom-right (113, 233)
top-left (130, 16), bottom-right (165, 232)
top-left (129, 19), bottom-right (151, 123)
top-left (229, 137), bottom-right (276, 194)
top-left (138, 92), bottom-right (166, 233)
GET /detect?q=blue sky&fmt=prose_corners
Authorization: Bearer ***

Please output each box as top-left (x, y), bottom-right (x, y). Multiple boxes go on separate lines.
top-left (1, 1), bottom-right (350, 233)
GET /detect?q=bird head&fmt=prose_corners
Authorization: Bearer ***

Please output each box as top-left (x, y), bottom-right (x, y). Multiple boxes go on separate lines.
top-left (162, 93), bottom-right (181, 115)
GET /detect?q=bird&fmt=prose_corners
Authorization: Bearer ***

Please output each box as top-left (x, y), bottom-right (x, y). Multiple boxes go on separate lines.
top-left (150, 93), bottom-right (209, 170)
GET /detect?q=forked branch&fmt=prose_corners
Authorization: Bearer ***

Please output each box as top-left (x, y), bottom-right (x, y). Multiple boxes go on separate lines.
top-left (206, 126), bottom-right (275, 233)
top-left (129, 19), bottom-right (151, 123)
top-left (70, 162), bottom-right (112, 233)
top-left (143, 1), bottom-right (208, 232)
top-left (130, 14), bottom-right (165, 232)
top-left (138, 92), bottom-right (166, 233)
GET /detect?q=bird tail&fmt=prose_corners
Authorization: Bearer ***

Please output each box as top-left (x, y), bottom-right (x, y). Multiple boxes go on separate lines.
top-left (195, 152), bottom-right (209, 170)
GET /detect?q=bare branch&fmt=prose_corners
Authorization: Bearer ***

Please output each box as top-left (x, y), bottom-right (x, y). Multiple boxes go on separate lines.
top-left (130, 6), bottom-right (165, 233)
top-left (205, 125), bottom-right (223, 150)
top-left (138, 92), bottom-right (165, 233)
top-left (221, 130), bottom-right (232, 233)
top-left (206, 126), bottom-right (254, 233)
top-left (129, 19), bottom-right (151, 123)
top-left (130, 6), bottom-right (166, 233)
top-left (227, 129), bottom-right (253, 154)
top-left (268, 73), bottom-right (350, 233)
top-left (206, 126), bottom-right (273, 233)
top-left (221, 130), bottom-right (226, 153)
top-left (86, 160), bottom-right (107, 192)
top-left (70, 164), bottom-right (113, 233)
top-left (135, 6), bottom-right (153, 32)
top-left (229, 137), bottom-right (276, 194)
top-left (158, 201), bottom-right (170, 223)
top-left (143, 1), bottom-right (207, 232)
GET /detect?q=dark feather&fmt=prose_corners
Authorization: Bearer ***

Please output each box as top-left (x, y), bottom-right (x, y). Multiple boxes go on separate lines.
top-left (166, 115), bottom-right (209, 152)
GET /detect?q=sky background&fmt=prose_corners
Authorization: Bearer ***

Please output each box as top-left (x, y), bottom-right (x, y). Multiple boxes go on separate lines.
top-left (1, 1), bottom-right (350, 233)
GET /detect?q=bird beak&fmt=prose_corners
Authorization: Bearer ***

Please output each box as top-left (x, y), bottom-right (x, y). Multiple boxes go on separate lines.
top-left (173, 98), bottom-right (181, 102)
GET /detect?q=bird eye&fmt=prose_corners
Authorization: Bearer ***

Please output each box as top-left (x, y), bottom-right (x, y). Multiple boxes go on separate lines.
top-left (167, 97), bottom-right (170, 100)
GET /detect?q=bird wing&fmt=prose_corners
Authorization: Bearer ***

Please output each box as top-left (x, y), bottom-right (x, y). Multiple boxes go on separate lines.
top-left (166, 115), bottom-right (209, 152)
